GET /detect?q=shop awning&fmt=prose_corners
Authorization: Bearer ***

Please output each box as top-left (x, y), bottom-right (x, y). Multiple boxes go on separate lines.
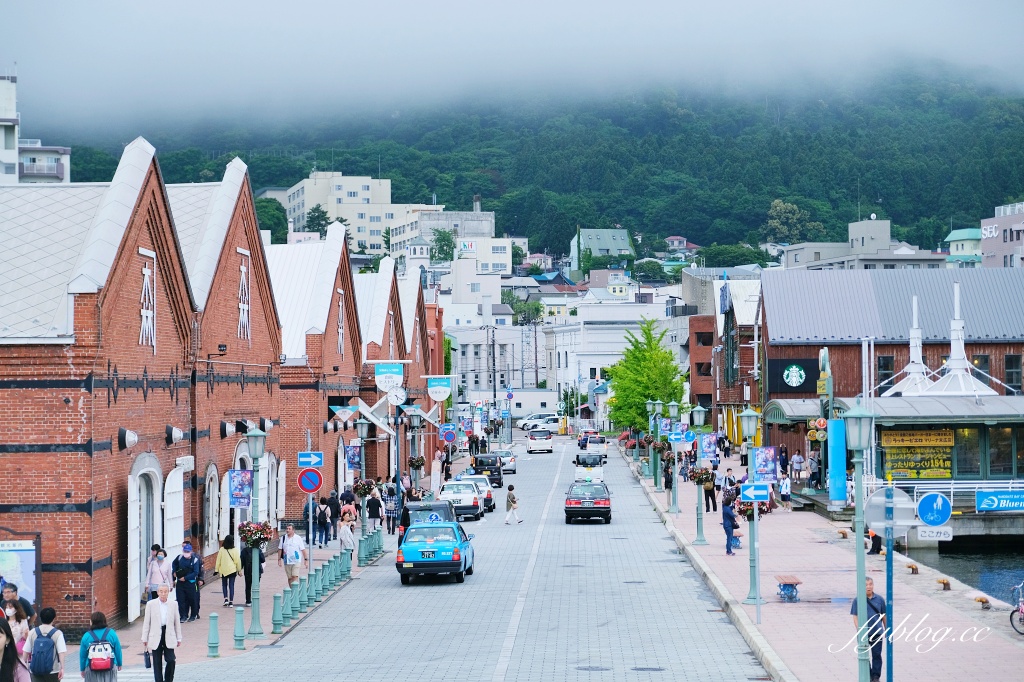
top-left (857, 395), bottom-right (1024, 425)
top-left (763, 398), bottom-right (850, 424)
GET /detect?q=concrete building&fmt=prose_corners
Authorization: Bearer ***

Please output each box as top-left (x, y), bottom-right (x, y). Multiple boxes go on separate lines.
top-left (979, 201), bottom-right (1024, 268)
top-left (449, 323), bottom-right (545, 395)
top-left (678, 267), bottom-right (762, 315)
top-left (943, 227), bottom-right (982, 268)
top-left (0, 76), bottom-right (71, 184)
top-left (781, 219), bottom-right (946, 270)
top-left (568, 228), bottom-right (635, 272)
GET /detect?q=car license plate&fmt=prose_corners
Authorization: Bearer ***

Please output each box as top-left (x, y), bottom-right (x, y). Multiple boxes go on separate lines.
top-left (582, 501), bottom-right (594, 507)
top-left (483, 470), bottom-right (490, 474)
top-left (403, 563), bottom-right (413, 568)
top-left (421, 551), bottom-right (435, 559)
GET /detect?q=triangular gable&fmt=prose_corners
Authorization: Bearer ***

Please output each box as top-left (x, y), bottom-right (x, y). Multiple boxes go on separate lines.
top-left (353, 256), bottom-right (405, 362)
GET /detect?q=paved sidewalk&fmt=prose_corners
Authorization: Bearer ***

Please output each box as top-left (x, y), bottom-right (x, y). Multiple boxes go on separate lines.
top-left (624, 447), bottom-right (1024, 681)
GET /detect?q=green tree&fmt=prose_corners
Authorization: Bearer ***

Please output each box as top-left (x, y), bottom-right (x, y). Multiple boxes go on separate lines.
top-left (254, 197), bottom-right (288, 244)
top-left (526, 263), bottom-right (544, 275)
top-left (760, 199), bottom-right (825, 243)
top-left (69, 146), bottom-right (119, 182)
top-left (512, 244), bottom-right (525, 266)
top-left (383, 226), bottom-right (392, 251)
top-left (606, 320), bottom-right (687, 432)
top-left (431, 227), bottom-right (455, 261)
top-left (305, 204), bottom-right (332, 238)
top-left (697, 243), bottom-right (773, 268)
top-left (632, 260), bottom-right (667, 282)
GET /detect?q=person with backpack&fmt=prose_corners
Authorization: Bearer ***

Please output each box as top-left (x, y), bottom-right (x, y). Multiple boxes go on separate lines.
top-left (382, 486), bottom-right (398, 535)
top-left (214, 535), bottom-right (242, 607)
top-left (327, 492), bottom-right (342, 542)
top-left (141, 585), bottom-right (181, 682)
top-left (23, 607), bottom-right (65, 682)
top-left (78, 612), bottom-right (122, 682)
top-left (240, 542), bottom-right (265, 606)
top-left (171, 544), bottom-right (201, 623)
top-left (314, 497), bottom-right (332, 548)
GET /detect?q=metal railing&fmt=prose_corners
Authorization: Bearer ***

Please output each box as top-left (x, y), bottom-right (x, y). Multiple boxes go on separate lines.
top-left (21, 162), bottom-right (58, 175)
top-left (864, 478), bottom-right (1024, 506)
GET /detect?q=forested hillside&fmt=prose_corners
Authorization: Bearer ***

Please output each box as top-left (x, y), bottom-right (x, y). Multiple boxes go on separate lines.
top-left (69, 67), bottom-right (1024, 255)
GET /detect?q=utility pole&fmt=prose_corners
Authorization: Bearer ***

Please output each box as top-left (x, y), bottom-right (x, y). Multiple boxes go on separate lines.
top-left (533, 321), bottom-right (539, 387)
top-left (491, 326), bottom-right (498, 407)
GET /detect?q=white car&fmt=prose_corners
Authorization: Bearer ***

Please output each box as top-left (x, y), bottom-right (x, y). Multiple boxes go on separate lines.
top-left (527, 428), bottom-right (554, 453)
top-left (458, 475), bottom-right (497, 512)
top-left (495, 448), bottom-right (517, 474)
top-left (438, 482), bottom-right (485, 520)
top-left (519, 412), bottom-right (557, 430)
top-left (574, 452), bottom-right (605, 482)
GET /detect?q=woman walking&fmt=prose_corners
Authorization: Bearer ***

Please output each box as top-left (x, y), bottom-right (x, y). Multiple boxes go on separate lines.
top-left (144, 549), bottom-right (173, 601)
top-left (722, 495), bottom-right (739, 556)
top-left (382, 486), bottom-right (399, 535)
top-left (0, 618), bottom-right (19, 682)
top-left (79, 612), bottom-right (122, 681)
top-left (505, 485), bottom-right (522, 524)
top-left (215, 535), bottom-right (242, 607)
top-left (366, 489), bottom-right (384, 532)
top-left (2, 601), bottom-right (28, 682)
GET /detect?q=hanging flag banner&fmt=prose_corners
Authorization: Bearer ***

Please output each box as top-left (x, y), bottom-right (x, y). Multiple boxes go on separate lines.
top-left (374, 363), bottom-right (404, 392)
top-left (345, 445), bottom-right (363, 470)
top-left (228, 469), bottom-right (253, 508)
top-left (427, 377), bottom-right (453, 402)
top-left (330, 404), bottom-right (358, 423)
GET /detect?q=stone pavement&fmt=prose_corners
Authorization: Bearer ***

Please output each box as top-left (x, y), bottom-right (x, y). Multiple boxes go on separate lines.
top-left (131, 435), bottom-right (767, 681)
top-left (628, 447), bottom-right (1024, 681)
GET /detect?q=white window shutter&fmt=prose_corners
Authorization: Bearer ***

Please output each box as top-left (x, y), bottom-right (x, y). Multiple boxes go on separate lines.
top-left (204, 473), bottom-right (219, 556)
top-left (163, 468), bottom-right (185, 561)
top-left (258, 457), bottom-right (269, 523)
top-left (219, 473), bottom-right (230, 540)
top-left (276, 460), bottom-right (287, 520)
top-left (127, 475), bottom-right (142, 623)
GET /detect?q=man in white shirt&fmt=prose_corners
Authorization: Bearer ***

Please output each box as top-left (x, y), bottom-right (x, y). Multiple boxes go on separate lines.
top-left (779, 472), bottom-right (793, 511)
top-left (24, 607), bottom-right (66, 682)
top-left (278, 523), bottom-right (308, 586)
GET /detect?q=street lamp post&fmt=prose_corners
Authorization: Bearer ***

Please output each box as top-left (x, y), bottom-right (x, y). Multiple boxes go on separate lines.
top-left (667, 400), bottom-right (680, 513)
top-left (408, 410), bottom-right (423, 494)
top-left (738, 406), bottom-right (765, 606)
top-left (354, 418), bottom-right (370, 531)
top-left (244, 427), bottom-right (267, 639)
top-left (653, 399), bottom-right (664, 491)
top-left (644, 399), bottom-right (655, 477)
top-left (690, 405), bottom-right (708, 545)
top-left (844, 401), bottom-right (876, 682)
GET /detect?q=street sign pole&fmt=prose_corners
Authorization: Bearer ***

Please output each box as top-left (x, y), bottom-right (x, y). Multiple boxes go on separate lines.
top-left (885, 481), bottom-right (893, 682)
top-left (741, 484), bottom-right (768, 616)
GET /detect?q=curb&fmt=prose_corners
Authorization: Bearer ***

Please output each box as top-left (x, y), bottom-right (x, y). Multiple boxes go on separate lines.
top-left (619, 446), bottom-right (799, 682)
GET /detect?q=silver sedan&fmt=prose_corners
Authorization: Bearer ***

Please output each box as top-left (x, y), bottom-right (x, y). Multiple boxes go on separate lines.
top-left (495, 448), bottom-right (517, 474)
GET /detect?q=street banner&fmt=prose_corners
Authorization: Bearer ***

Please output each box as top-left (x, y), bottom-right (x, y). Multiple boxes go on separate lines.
top-left (345, 445), bottom-right (362, 470)
top-left (828, 419), bottom-right (848, 506)
top-left (751, 446), bottom-right (778, 483)
top-left (701, 433), bottom-right (717, 460)
top-left (427, 377), bottom-right (452, 402)
top-left (228, 469), bottom-right (253, 508)
top-left (374, 363), bottom-right (404, 391)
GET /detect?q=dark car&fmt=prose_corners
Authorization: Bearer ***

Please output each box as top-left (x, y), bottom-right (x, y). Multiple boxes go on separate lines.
top-left (398, 500), bottom-right (457, 542)
top-left (472, 454), bottom-right (504, 488)
top-left (565, 482), bottom-right (612, 524)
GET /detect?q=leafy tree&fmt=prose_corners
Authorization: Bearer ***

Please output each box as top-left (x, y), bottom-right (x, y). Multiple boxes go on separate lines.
top-left (305, 204), bottom-right (332, 238)
top-left (254, 198), bottom-right (288, 244)
top-left (431, 227), bottom-right (455, 261)
top-left (697, 243), bottom-right (773, 268)
top-left (444, 336), bottom-right (453, 375)
top-left (70, 146), bottom-right (118, 182)
top-left (606, 320), bottom-right (687, 432)
top-left (514, 300), bottom-right (543, 324)
top-left (512, 244), bottom-right (525, 266)
top-left (632, 260), bottom-right (667, 282)
top-left (760, 199), bottom-right (826, 243)
top-left (526, 263), bottom-right (544, 275)
top-left (383, 226), bottom-right (392, 251)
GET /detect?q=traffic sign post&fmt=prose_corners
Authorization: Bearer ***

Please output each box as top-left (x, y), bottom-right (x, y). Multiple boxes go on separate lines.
top-left (740, 484), bottom-right (769, 621)
top-left (297, 468), bottom-right (323, 494)
top-left (917, 492), bottom-right (952, 527)
top-left (297, 451), bottom-right (323, 468)
top-left (683, 430), bottom-right (696, 444)
top-left (442, 430), bottom-right (456, 444)
top-left (667, 432), bottom-right (683, 443)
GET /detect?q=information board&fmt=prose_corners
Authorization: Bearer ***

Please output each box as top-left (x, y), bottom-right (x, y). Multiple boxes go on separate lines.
top-left (880, 430), bottom-right (954, 448)
top-left (884, 446), bottom-right (952, 479)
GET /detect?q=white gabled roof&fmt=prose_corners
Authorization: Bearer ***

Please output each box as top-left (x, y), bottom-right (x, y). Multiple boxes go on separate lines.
top-left (397, 275), bottom-right (422, 350)
top-left (0, 137), bottom-right (155, 342)
top-left (353, 256), bottom-right (396, 361)
top-left (264, 225), bottom-right (347, 361)
top-left (166, 158), bottom-right (247, 310)
top-left (715, 279), bottom-right (761, 337)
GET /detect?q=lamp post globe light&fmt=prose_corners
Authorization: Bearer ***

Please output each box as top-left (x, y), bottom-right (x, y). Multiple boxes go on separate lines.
top-left (652, 400), bottom-right (664, 491)
top-left (244, 427), bottom-right (267, 639)
top-left (408, 409), bottom-right (423, 491)
top-left (667, 401), bottom-right (680, 513)
top-left (691, 404), bottom-right (707, 427)
top-left (842, 400), bottom-right (876, 682)
top-left (738, 407), bottom-right (765, 606)
top-left (354, 418), bottom-right (371, 530)
top-left (691, 402), bottom-right (709, 545)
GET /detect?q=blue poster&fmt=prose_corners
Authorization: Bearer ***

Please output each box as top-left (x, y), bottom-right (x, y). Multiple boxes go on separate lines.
top-left (228, 469), bottom-right (253, 508)
top-left (345, 445), bottom-right (362, 470)
top-left (827, 419), bottom-right (847, 506)
top-left (701, 433), bottom-right (717, 459)
top-left (751, 446), bottom-right (778, 482)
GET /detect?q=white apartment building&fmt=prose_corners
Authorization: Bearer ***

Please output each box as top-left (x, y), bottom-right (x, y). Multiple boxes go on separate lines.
top-left (282, 171), bottom-right (438, 252)
top-left (0, 76), bottom-right (71, 185)
top-left (391, 197), bottom-right (497, 255)
top-left (449, 324), bottom-right (545, 393)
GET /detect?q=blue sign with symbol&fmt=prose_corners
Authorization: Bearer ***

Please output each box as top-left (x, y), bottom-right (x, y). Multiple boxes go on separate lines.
top-left (976, 490), bottom-right (1024, 512)
top-left (297, 451), bottom-right (323, 468)
top-left (668, 432), bottom-right (683, 443)
top-left (502, 410), bottom-right (510, 418)
top-left (427, 513), bottom-right (441, 523)
top-left (683, 430), bottom-right (696, 443)
top-left (439, 423), bottom-right (456, 433)
top-left (465, 468), bottom-right (475, 475)
top-left (740, 483), bottom-right (770, 502)
top-left (297, 467), bottom-right (323, 494)
top-left (917, 492), bottom-right (952, 526)
top-left (443, 430), bottom-right (456, 443)
top-left (507, 392), bottom-right (514, 400)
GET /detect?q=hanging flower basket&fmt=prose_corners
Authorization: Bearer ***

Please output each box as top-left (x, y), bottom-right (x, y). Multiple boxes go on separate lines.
top-left (651, 440), bottom-right (670, 454)
top-left (483, 426), bottom-right (493, 435)
top-left (617, 431), bottom-right (630, 442)
top-left (353, 479), bottom-right (377, 497)
top-left (408, 455), bottom-right (426, 470)
top-left (238, 521), bottom-right (273, 549)
top-left (643, 434), bottom-right (655, 445)
top-left (688, 467), bottom-right (715, 486)
top-left (625, 439), bottom-right (638, 449)
top-left (735, 500), bottom-right (772, 519)
top-left (662, 453), bottom-right (676, 465)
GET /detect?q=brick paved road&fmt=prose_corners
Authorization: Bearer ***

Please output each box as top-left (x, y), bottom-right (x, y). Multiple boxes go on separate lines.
top-left (172, 435), bottom-right (767, 681)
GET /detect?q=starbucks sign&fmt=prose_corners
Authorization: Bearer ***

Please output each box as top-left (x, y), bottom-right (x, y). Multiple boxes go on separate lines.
top-left (766, 359), bottom-right (816, 393)
top-left (783, 364), bottom-right (806, 387)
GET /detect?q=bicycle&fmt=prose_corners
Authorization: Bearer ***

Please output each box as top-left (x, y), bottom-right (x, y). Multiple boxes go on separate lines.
top-left (1011, 581), bottom-right (1024, 635)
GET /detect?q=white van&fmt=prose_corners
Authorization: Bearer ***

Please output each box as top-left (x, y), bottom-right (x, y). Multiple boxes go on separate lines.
top-left (574, 452), bottom-right (606, 482)
top-left (518, 412), bottom-right (557, 430)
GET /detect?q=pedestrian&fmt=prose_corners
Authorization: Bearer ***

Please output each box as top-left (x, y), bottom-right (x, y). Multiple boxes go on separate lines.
top-left (302, 497), bottom-right (317, 544)
top-left (382, 486), bottom-right (399, 535)
top-left (339, 498), bottom-right (357, 522)
top-left (4, 599), bottom-right (29, 682)
top-left (239, 542), bottom-right (264, 606)
top-left (480, 435), bottom-right (488, 453)
top-left (505, 485), bottom-right (522, 524)
top-left (146, 544), bottom-right (162, 572)
top-left (278, 524), bottom-right (308, 588)
top-left (723, 438), bottom-right (731, 459)
top-left (714, 467), bottom-right (725, 500)
top-left (366, 489), bottom-right (384, 531)
top-left (327, 491), bottom-right (342, 541)
top-left (338, 513), bottom-right (356, 552)
top-left (791, 449), bottom-right (805, 480)
top-left (24, 607), bottom-right (66, 682)
top-left (662, 459), bottom-right (673, 505)
top-left (722, 496), bottom-right (739, 556)
top-left (779, 472), bottom-right (792, 511)
top-left (0, 617), bottom-right (19, 682)
top-left (314, 497), bottom-right (332, 548)
top-left (141, 585), bottom-right (181, 682)
top-left (779, 448), bottom-right (789, 479)
top-left (850, 577), bottom-right (887, 682)
top-left (0, 587), bottom-right (32, 626)
top-left (78, 612), bottom-right (122, 682)
top-left (397, 505), bottom-right (412, 544)
top-left (808, 452), bottom-right (821, 489)
top-left (724, 468), bottom-right (739, 497)
top-left (406, 486), bottom-right (421, 503)
top-left (145, 548), bottom-right (172, 601)
top-left (171, 544), bottom-right (200, 623)
top-left (214, 535), bottom-right (242, 607)
top-left (703, 475), bottom-right (718, 513)
top-left (339, 486), bottom-right (356, 507)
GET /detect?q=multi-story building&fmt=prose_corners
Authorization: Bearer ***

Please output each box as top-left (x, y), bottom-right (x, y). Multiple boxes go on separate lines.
top-left (979, 202), bottom-right (1024, 268)
top-left (568, 228), bottom-right (635, 273)
top-left (0, 76), bottom-right (71, 185)
top-left (943, 228), bottom-right (982, 268)
top-left (780, 219), bottom-right (946, 270)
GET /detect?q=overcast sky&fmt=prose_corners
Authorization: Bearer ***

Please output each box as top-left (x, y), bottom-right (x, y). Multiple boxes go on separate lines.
top-left (5, 1), bottom-right (1023, 136)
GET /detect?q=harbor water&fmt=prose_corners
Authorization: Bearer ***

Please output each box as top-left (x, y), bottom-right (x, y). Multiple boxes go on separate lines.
top-left (907, 539), bottom-right (1024, 601)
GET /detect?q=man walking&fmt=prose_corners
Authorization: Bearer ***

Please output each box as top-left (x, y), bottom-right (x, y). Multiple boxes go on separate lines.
top-left (278, 524), bottom-right (308, 587)
top-left (171, 544), bottom-right (201, 623)
top-left (850, 577), bottom-right (887, 682)
top-left (505, 485), bottom-right (522, 524)
top-left (327, 491), bottom-right (342, 542)
top-left (791, 450), bottom-right (805, 481)
top-left (722, 496), bottom-right (738, 557)
top-left (808, 452), bottom-right (821, 489)
top-left (142, 584), bottom-right (182, 682)
top-left (24, 607), bottom-right (66, 682)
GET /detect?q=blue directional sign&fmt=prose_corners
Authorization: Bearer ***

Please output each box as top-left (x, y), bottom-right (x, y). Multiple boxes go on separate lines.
top-left (297, 451), bottom-right (324, 468)
top-left (976, 490), bottom-right (1024, 512)
top-left (501, 410), bottom-right (510, 418)
top-left (740, 483), bottom-right (770, 502)
top-left (667, 432), bottom-right (683, 443)
top-left (917, 492), bottom-right (952, 526)
top-left (439, 423), bottom-right (456, 433)
top-left (683, 430), bottom-right (696, 443)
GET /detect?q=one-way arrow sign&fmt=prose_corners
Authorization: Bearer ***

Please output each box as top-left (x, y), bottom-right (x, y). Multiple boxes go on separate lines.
top-left (297, 451), bottom-right (324, 468)
top-left (740, 483), bottom-right (770, 502)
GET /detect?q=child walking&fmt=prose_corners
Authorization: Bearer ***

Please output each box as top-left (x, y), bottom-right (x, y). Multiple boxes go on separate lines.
top-left (505, 485), bottom-right (523, 524)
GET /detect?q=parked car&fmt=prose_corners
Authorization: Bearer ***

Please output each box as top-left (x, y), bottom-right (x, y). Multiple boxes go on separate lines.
top-left (438, 482), bottom-right (485, 520)
top-left (471, 454), bottom-right (504, 487)
top-left (398, 500), bottom-right (457, 542)
top-left (527, 428), bottom-right (554, 453)
top-left (518, 412), bottom-right (557, 430)
top-left (458, 475), bottom-right (496, 512)
top-left (565, 482), bottom-right (612, 524)
top-left (396, 522), bottom-right (475, 584)
top-left (574, 452), bottom-right (605, 482)
top-left (495, 449), bottom-right (517, 474)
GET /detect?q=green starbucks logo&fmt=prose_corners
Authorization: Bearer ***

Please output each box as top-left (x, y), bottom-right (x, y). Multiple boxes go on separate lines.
top-left (783, 364), bottom-right (806, 387)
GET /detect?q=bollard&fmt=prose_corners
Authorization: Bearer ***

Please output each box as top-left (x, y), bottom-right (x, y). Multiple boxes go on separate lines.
top-left (297, 576), bottom-right (309, 613)
top-left (233, 607), bottom-right (246, 650)
top-left (308, 568), bottom-right (318, 604)
top-left (290, 579), bottom-right (301, 618)
top-left (271, 594), bottom-right (283, 634)
top-left (340, 548), bottom-right (352, 580)
top-left (313, 566), bottom-right (324, 601)
top-left (332, 553), bottom-right (341, 585)
top-left (373, 528), bottom-right (381, 557)
top-left (281, 588), bottom-right (292, 627)
top-left (358, 535), bottom-right (368, 567)
top-left (207, 611), bottom-right (220, 658)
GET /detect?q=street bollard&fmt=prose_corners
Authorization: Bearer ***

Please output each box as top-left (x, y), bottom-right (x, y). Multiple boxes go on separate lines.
top-left (233, 607), bottom-right (246, 650)
top-left (374, 528), bottom-right (382, 557)
top-left (313, 566), bottom-right (324, 601)
top-left (358, 535), bottom-right (368, 566)
top-left (331, 554), bottom-right (340, 585)
top-left (271, 594), bottom-right (283, 634)
top-left (297, 576), bottom-right (309, 613)
top-left (290, 580), bottom-right (300, 618)
top-left (207, 612), bottom-right (220, 658)
top-left (340, 548), bottom-right (352, 579)
top-left (325, 556), bottom-right (335, 588)
top-left (309, 568), bottom-right (318, 603)
top-left (281, 588), bottom-right (292, 627)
